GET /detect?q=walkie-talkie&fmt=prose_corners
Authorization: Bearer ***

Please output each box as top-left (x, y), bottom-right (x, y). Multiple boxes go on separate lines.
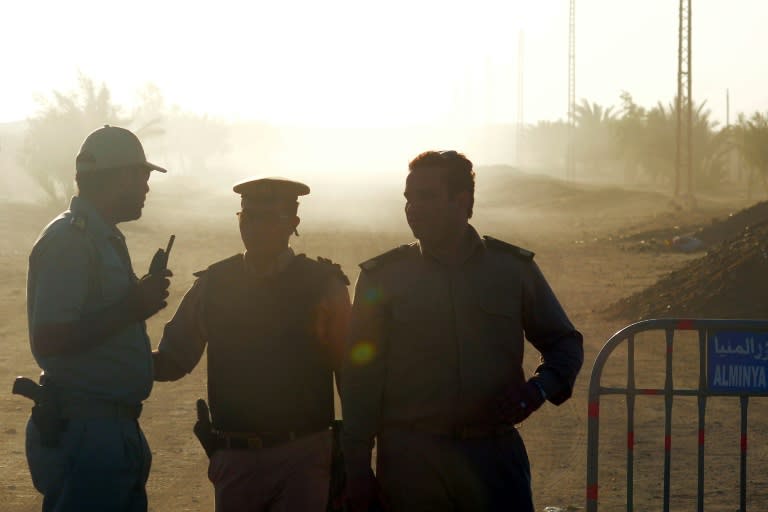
top-left (149, 235), bottom-right (175, 275)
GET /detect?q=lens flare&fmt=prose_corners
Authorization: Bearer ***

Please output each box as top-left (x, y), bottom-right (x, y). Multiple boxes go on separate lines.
top-left (350, 341), bottom-right (376, 365)
top-left (364, 287), bottom-right (383, 305)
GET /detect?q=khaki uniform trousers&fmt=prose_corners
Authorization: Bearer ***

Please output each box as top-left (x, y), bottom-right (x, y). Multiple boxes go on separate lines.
top-left (208, 429), bottom-right (333, 512)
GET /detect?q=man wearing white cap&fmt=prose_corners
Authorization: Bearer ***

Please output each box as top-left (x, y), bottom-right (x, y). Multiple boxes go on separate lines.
top-left (153, 177), bottom-right (351, 512)
top-left (24, 125), bottom-right (171, 511)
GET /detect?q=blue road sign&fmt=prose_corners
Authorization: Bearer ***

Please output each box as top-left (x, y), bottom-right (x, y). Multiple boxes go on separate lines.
top-left (708, 331), bottom-right (768, 392)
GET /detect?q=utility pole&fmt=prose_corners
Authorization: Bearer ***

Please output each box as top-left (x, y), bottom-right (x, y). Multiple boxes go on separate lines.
top-left (567, 0), bottom-right (576, 180)
top-left (516, 30), bottom-right (525, 167)
top-left (675, 0), bottom-right (693, 204)
top-left (726, 88), bottom-right (743, 192)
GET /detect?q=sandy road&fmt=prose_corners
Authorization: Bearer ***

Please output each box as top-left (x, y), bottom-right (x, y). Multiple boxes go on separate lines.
top-left (2, 187), bottom-right (765, 511)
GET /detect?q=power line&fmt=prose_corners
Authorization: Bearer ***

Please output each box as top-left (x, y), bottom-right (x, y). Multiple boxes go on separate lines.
top-left (516, 30), bottom-right (525, 167)
top-left (567, 0), bottom-right (576, 181)
top-left (675, 0), bottom-right (693, 203)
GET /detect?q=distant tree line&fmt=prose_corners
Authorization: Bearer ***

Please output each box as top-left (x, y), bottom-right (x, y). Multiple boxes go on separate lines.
top-left (17, 76), bottom-right (768, 204)
top-left (19, 74), bottom-right (229, 205)
top-left (523, 91), bottom-right (768, 197)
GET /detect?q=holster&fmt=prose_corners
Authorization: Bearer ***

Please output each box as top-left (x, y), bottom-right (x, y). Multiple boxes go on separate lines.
top-left (12, 376), bottom-right (67, 448)
top-left (193, 398), bottom-right (220, 458)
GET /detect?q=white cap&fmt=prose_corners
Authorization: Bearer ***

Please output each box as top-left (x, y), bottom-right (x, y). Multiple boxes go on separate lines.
top-left (75, 125), bottom-right (167, 174)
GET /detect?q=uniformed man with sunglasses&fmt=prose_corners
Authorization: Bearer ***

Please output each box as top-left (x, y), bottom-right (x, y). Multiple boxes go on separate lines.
top-left (153, 177), bottom-right (350, 512)
top-left (341, 151), bottom-right (584, 512)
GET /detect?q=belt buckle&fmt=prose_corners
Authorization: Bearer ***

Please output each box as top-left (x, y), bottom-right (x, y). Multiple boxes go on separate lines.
top-left (246, 436), bottom-right (263, 449)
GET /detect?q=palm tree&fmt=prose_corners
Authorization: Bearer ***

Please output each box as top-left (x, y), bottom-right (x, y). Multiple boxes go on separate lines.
top-left (18, 73), bottom-right (128, 204)
top-left (614, 92), bottom-right (648, 184)
top-left (574, 99), bottom-right (618, 176)
top-left (614, 93), bottom-right (727, 194)
top-left (733, 112), bottom-right (768, 196)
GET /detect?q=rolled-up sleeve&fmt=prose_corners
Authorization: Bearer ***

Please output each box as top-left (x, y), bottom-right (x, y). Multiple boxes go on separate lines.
top-left (157, 276), bottom-right (209, 374)
top-left (522, 261), bottom-right (584, 405)
top-left (315, 277), bottom-right (351, 374)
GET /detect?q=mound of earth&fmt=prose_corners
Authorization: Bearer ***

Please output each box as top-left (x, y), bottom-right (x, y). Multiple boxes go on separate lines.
top-left (616, 200), bottom-right (768, 253)
top-left (606, 220), bottom-right (768, 321)
top-left (477, 167), bottom-right (669, 214)
top-left (693, 200), bottom-right (768, 244)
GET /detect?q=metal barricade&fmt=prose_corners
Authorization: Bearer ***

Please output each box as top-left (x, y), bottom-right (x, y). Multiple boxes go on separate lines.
top-left (586, 318), bottom-right (768, 512)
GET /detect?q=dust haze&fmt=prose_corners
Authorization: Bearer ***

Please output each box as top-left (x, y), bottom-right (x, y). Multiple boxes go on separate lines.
top-left (3, 144), bottom-right (767, 510)
top-left (1, 112), bottom-right (609, 238)
top-left (3, 22), bottom-right (768, 507)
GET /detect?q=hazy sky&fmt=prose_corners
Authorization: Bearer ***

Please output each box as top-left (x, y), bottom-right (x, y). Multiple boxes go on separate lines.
top-left (3, 0), bottom-right (767, 127)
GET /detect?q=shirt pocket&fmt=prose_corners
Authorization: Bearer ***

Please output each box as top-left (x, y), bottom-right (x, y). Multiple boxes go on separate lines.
top-left (480, 294), bottom-right (521, 320)
top-left (97, 257), bottom-right (134, 305)
top-left (390, 299), bottom-right (452, 353)
top-left (474, 291), bottom-right (524, 358)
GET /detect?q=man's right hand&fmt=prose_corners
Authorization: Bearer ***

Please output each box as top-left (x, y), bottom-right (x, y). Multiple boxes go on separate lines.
top-left (497, 380), bottom-right (546, 425)
top-left (346, 468), bottom-right (385, 512)
top-left (31, 268), bottom-right (174, 358)
top-left (128, 269), bottom-right (172, 320)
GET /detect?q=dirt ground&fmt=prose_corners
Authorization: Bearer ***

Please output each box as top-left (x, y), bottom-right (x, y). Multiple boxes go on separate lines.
top-left (1, 172), bottom-right (766, 511)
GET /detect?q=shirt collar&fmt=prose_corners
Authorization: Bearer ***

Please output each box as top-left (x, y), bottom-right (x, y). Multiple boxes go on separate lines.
top-left (244, 247), bottom-right (295, 279)
top-left (69, 195), bottom-right (125, 241)
top-left (418, 224), bottom-right (484, 265)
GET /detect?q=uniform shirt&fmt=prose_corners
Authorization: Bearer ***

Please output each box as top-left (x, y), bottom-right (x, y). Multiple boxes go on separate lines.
top-left (341, 225), bottom-right (583, 459)
top-left (26, 196), bottom-right (153, 405)
top-left (157, 248), bottom-right (350, 375)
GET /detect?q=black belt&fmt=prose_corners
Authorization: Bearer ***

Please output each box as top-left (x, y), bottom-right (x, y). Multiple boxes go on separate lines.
top-left (60, 401), bottom-right (142, 420)
top-left (216, 426), bottom-right (329, 450)
top-left (386, 420), bottom-right (518, 440)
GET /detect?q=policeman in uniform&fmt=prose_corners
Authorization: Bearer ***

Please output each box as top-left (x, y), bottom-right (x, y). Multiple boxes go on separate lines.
top-left (153, 177), bottom-right (351, 512)
top-left (24, 125), bottom-right (171, 511)
top-left (341, 150), bottom-right (584, 512)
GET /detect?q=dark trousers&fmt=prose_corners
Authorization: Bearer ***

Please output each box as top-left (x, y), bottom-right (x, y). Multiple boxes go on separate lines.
top-left (377, 428), bottom-right (534, 512)
top-left (26, 417), bottom-right (151, 512)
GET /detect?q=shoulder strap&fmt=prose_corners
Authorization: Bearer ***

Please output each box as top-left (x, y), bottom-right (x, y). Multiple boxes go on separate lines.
top-left (483, 235), bottom-right (535, 261)
top-left (359, 242), bottom-right (417, 272)
top-left (196, 254), bottom-right (242, 278)
top-left (316, 256), bottom-right (350, 285)
top-left (57, 212), bottom-right (103, 300)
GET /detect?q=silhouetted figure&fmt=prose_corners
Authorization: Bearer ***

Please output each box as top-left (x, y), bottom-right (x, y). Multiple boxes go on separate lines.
top-left (342, 150), bottom-right (584, 512)
top-left (153, 177), bottom-right (350, 512)
top-left (24, 125), bottom-right (171, 511)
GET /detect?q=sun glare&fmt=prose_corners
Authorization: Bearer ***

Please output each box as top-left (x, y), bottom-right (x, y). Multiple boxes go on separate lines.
top-left (2, 0), bottom-right (766, 129)
top-left (2, 0), bottom-right (554, 127)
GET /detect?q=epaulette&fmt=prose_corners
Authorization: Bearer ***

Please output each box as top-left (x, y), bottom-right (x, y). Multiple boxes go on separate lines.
top-left (70, 213), bottom-right (87, 231)
top-left (317, 257), bottom-right (350, 285)
top-left (359, 242), bottom-right (416, 272)
top-left (197, 254), bottom-right (243, 277)
top-left (483, 235), bottom-right (535, 260)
